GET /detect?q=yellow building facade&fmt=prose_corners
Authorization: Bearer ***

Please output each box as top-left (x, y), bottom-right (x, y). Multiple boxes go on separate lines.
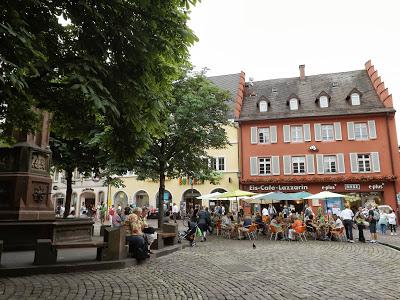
top-left (110, 123), bottom-right (240, 212)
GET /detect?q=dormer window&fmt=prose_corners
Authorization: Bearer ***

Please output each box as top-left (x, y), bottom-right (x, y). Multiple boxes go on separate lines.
top-left (289, 98), bottom-right (299, 110)
top-left (319, 96), bottom-right (329, 108)
top-left (259, 100), bottom-right (268, 112)
top-left (351, 93), bottom-right (360, 106)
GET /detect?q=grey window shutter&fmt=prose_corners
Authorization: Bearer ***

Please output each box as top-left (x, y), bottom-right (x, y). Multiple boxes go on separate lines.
top-left (347, 122), bottom-right (355, 140)
top-left (337, 153), bottom-right (345, 173)
top-left (283, 125), bottom-right (291, 143)
top-left (334, 122), bottom-right (342, 140)
top-left (250, 157), bottom-right (258, 176)
top-left (314, 123), bottom-right (322, 141)
top-left (371, 152), bottom-right (380, 172)
top-left (272, 156), bottom-right (280, 175)
top-left (303, 124), bottom-right (311, 142)
top-left (270, 126), bottom-right (277, 143)
top-left (368, 120), bottom-right (377, 139)
top-left (316, 154), bottom-right (324, 174)
top-left (306, 155), bottom-right (315, 174)
top-left (251, 127), bottom-right (258, 144)
top-left (350, 153), bottom-right (358, 173)
top-left (283, 155), bottom-right (292, 175)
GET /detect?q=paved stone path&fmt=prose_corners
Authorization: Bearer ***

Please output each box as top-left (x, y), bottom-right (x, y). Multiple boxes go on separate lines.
top-left (1, 236), bottom-right (400, 300)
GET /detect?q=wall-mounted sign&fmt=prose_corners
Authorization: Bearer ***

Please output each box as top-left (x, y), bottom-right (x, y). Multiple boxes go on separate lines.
top-left (249, 184), bottom-right (308, 192)
top-left (368, 183), bottom-right (384, 190)
top-left (82, 188), bottom-right (95, 192)
top-left (322, 184), bottom-right (336, 191)
top-left (344, 184), bottom-right (360, 191)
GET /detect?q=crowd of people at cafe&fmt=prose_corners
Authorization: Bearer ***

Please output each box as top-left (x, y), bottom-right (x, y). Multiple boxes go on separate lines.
top-left (190, 202), bottom-right (398, 244)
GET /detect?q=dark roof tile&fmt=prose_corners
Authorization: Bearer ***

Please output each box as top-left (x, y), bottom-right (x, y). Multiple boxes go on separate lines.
top-left (238, 69), bottom-right (394, 121)
top-left (208, 73), bottom-right (241, 119)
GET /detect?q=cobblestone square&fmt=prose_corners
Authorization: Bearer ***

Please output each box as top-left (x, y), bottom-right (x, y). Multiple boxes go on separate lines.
top-left (1, 237), bottom-right (400, 300)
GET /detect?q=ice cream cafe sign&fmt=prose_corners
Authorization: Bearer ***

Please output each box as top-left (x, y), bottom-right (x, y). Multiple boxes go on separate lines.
top-left (249, 184), bottom-right (309, 192)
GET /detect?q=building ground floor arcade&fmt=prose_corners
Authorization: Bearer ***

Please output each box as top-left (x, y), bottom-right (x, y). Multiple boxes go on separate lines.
top-left (110, 173), bottom-right (240, 214)
top-left (240, 178), bottom-right (400, 215)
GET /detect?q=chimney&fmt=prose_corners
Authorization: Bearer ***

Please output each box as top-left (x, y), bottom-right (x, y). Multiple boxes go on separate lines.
top-left (299, 64), bottom-right (305, 80)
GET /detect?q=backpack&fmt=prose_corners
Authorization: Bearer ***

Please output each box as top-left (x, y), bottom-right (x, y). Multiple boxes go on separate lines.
top-left (373, 210), bottom-right (380, 221)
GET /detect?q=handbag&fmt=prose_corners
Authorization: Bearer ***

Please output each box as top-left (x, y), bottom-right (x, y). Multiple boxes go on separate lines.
top-left (143, 227), bottom-right (156, 234)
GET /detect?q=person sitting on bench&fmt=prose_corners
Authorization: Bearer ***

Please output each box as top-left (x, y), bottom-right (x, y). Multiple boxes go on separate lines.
top-left (124, 207), bottom-right (149, 260)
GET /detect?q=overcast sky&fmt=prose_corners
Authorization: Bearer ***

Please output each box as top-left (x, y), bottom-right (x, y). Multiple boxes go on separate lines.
top-left (188, 0), bottom-right (400, 137)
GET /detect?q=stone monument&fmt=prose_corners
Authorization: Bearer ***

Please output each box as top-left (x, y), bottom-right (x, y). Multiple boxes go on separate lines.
top-left (0, 111), bottom-right (93, 250)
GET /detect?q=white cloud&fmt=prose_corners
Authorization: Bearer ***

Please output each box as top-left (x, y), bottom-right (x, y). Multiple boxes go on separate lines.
top-left (188, 0), bottom-right (400, 139)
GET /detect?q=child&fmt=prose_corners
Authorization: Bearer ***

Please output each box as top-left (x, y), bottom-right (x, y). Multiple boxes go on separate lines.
top-left (387, 209), bottom-right (397, 236)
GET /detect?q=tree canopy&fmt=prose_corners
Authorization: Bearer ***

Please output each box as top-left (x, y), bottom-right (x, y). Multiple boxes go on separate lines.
top-left (133, 71), bottom-right (230, 227)
top-left (0, 0), bottom-right (198, 161)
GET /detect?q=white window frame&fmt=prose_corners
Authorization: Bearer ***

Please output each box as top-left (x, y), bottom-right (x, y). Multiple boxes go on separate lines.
top-left (217, 157), bottom-right (225, 171)
top-left (291, 126), bottom-right (303, 143)
top-left (323, 155), bottom-right (337, 173)
top-left (354, 122), bottom-right (369, 140)
top-left (210, 157), bottom-right (225, 171)
top-left (319, 96), bottom-right (329, 108)
top-left (351, 93), bottom-right (360, 106)
top-left (258, 157), bottom-right (272, 175)
top-left (289, 98), bottom-right (299, 110)
top-left (292, 156), bottom-right (306, 174)
top-left (258, 127), bottom-right (270, 144)
top-left (357, 154), bottom-right (371, 173)
top-left (259, 100), bottom-right (268, 112)
top-left (321, 124), bottom-right (334, 141)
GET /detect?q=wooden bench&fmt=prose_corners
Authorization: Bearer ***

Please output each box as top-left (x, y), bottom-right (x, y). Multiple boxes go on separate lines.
top-left (150, 232), bottom-right (178, 250)
top-left (34, 227), bottom-right (127, 265)
top-left (34, 239), bottom-right (107, 265)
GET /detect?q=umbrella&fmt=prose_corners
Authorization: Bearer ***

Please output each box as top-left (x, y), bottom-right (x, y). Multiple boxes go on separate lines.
top-left (304, 191), bottom-right (347, 199)
top-left (196, 192), bottom-right (222, 200)
top-left (217, 190), bottom-right (256, 199)
top-left (287, 191), bottom-right (313, 200)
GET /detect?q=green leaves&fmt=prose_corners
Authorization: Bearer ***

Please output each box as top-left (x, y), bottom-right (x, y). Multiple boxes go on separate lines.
top-left (134, 71), bottom-right (230, 184)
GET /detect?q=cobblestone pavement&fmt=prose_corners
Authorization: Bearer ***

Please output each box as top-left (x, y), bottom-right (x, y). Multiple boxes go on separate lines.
top-left (1, 237), bottom-right (400, 300)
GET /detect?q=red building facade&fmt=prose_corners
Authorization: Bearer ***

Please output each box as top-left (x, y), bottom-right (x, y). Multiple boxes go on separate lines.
top-left (237, 61), bottom-right (400, 213)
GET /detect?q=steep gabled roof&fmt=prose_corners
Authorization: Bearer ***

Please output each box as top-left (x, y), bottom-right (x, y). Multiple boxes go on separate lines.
top-left (238, 69), bottom-right (394, 121)
top-left (208, 73), bottom-right (243, 119)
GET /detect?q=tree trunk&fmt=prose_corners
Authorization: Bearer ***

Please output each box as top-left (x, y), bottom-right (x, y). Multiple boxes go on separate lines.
top-left (63, 169), bottom-right (73, 218)
top-left (157, 172), bottom-right (165, 229)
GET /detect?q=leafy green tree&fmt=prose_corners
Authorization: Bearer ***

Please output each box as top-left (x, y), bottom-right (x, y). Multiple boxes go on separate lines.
top-left (0, 0), bottom-right (198, 161)
top-left (134, 72), bottom-right (230, 228)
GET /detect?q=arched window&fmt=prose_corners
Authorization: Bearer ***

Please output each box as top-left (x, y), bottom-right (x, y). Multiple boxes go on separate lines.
top-left (289, 98), bottom-right (299, 110)
top-left (319, 95), bottom-right (329, 108)
top-left (351, 93), bottom-right (360, 106)
top-left (259, 100), bottom-right (268, 112)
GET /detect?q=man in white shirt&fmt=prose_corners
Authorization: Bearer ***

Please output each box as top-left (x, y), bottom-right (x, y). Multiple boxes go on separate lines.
top-left (262, 207), bottom-right (269, 216)
top-left (340, 204), bottom-right (354, 243)
top-left (172, 203), bottom-right (179, 223)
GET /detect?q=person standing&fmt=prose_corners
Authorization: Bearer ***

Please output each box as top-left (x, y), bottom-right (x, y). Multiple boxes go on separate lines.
top-left (368, 204), bottom-right (379, 243)
top-left (100, 202), bottom-right (107, 225)
top-left (262, 206), bottom-right (269, 217)
top-left (172, 202), bottom-right (179, 223)
top-left (378, 211), bottom-right (388, 235)
top-left (341, 203), bottom-right (354, 243)
top-left (197, 206), bottom-right (208, 242)
top-left (354, 207), bottom-right (366, 243)
top-left (388, 209), bottom-right (397, 236)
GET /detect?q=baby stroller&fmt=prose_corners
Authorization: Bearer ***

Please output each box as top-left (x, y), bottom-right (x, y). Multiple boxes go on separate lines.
top-left (178, 221), bottom-right (198, 247)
